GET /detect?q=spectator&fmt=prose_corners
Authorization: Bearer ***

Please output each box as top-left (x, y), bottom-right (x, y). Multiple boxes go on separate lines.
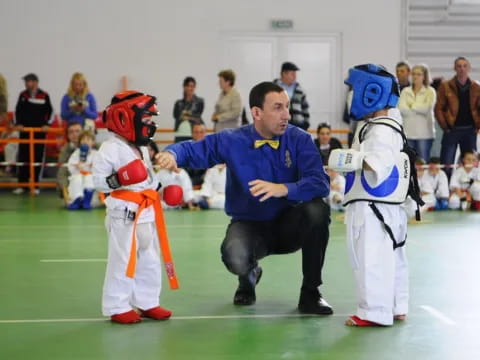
top-left (325, 168), bottom-right (345, 211)
top-left (66, 131), bottom-right (97, 210)
top-left (314, 123), bottom-right (343, 165)
top-left (57, 122), bottom-right (83, 196)
top-left (196, 164), bottom-right (227, 210)
top-left (184, 123), bottom-right (207, 187)
top-left (146, 140), bottom-right (197, 210)
top-left (61, 72), bottom-right (98, 131)
top-left (0, 74), bottom-right (17, 177)
top-left (435, 57), bottom-right (480, 178)
top-left (396, 61), bottom-right (411, 91)
top-left (423, 156), bottom-right (449, 210)
top-left (173, 76), bottom-right (204, 143)
top-left (415, 158), bottom-right (433, 213)
top-left (448, 150), bottom-right (480, 211)
top-left (13, 73), bottom-right (53, 195)
top-left (274, 62), bottom-right (310, 130)
top-left (212, 70), bottom-right (242, 132)
top-left (0, 73), bottom-right (7, 121)
top-left (156, 168), bottom-right (197, 210)
top-left (398, 64), bottom-right (437, 162)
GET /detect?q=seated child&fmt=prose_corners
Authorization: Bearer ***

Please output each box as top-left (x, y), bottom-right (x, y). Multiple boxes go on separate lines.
top-left (156, 168), bottom-right (196, 210)
top-left (448, 151), bottom-right (480, 211)
top-left (424, 157), bottom-right (449, 210)
top-left (67, 131), bottom-right (97, 210)
top-left (196, 164), bottom-right (227, 209)
top-left (325, 168), bottom-right (345, 211)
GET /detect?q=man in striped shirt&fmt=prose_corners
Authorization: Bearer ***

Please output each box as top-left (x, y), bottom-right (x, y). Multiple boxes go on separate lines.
top-left (274, 62), bottom-right (310, 130)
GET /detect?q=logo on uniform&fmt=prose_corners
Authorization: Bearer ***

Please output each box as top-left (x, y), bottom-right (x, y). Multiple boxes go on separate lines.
top-left (285, 150), bottom-right (292, 168)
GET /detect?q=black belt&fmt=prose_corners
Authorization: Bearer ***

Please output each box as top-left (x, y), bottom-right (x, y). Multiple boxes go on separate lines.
top-left (368, 202), bottom-right (406, 250)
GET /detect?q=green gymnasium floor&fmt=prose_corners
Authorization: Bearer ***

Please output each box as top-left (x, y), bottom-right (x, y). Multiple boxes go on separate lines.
top-left (1, 192), bottom-right (479, 359)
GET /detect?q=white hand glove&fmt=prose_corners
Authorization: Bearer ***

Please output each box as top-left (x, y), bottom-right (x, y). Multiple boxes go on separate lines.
top-left (328, 149), bottom-right (365, 172)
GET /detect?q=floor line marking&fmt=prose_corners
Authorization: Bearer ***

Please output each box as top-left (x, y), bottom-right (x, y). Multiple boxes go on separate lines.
top-left (420, 305), bottom-right (456, 326)
top-left (40, 259), bottom-right (107, 263)
top-left (0, 313), bottom-right (349, 324)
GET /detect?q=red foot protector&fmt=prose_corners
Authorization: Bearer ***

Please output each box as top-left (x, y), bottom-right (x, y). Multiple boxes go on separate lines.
top-left (163, 185), bottom-right (183, 206)
top-left (110, 310), bottom-right (142, 324)
top-left (345, 315), bottom-right (382, 327)
top-left (140, 306), bottom-right (172, 320)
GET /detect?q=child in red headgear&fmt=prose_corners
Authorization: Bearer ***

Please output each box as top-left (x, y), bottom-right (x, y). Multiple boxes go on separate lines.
top-left (92, 91), bottom-right (172, 324)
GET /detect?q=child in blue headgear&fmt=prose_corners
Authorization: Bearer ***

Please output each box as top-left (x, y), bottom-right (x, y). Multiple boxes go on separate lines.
top-left (329, 64), bottom-right (423, 326)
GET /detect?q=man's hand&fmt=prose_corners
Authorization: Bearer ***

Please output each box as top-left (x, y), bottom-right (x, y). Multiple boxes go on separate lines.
top-left (155, 151), bottom-right (180, 173)
top-left (248, 179), bottom-right (288, 202)
top-left (41, 125), bottom-right (49, 132)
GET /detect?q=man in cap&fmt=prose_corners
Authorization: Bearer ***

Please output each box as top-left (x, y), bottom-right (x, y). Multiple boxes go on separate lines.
top-left (13, 73), bottom-right (53, 195)
top-left (274, 62), bottom-right (310, 130)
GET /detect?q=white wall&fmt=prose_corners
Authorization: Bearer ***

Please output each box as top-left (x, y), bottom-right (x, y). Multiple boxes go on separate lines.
top-left (0, 0), bottom-right (402, 129)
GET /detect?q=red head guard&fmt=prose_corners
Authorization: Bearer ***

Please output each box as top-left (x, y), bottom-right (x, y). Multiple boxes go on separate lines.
top-left (103, 90), bottom-right (159, 145)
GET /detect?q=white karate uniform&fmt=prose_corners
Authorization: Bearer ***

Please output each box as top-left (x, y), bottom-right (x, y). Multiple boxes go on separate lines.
top-left (418, 172), bottom-right (435, 211)
top-left (327, 172), bottom-right (345, 211)
top-left (449, 166), bottom-right (480, 209)
top-left (92, 135), bottom-right (162, 316)
top-left (199, 165), bottom-right (227, 209)
top-left (156, 168), bottom-right (194, 209)
top-left (345, 116), bottom-right (409, 325)
top-left (419, 170), bottom-right (449, 210)
top-left (67, 148), bottom-right (96, 203)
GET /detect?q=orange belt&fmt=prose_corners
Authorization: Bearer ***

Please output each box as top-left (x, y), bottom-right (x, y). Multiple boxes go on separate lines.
top-left (110, 189), bottom-right (179, 289)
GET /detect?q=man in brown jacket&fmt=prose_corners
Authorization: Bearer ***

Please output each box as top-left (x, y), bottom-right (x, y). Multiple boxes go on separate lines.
top-left (434, 57), bottom-right (480, 177)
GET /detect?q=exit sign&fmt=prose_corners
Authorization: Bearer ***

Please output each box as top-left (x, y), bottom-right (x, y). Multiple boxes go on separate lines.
top-left (271, 19), bottom-right (294, 30)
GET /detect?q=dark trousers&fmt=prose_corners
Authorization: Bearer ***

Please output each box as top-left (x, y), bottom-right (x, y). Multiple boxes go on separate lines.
top-left (17, 133), bottom-right (46, 185)
top-left (440, 127), bottom-right (477, 178)
top-left (221, 197), bottom-right (330, 290)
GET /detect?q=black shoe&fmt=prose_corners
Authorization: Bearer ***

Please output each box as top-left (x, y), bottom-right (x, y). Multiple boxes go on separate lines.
top-left (298, 288), bottom-right (333, 315)
top-left (233, 266), bottom-right (262, 306)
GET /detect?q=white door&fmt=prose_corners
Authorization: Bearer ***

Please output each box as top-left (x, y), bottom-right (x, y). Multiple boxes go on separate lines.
top-left (222, 33), bottom-right (341, 128)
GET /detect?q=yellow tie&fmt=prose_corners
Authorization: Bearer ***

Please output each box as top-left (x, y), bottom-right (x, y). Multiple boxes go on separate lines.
top-left (254, 139), bottom-right (280, 150)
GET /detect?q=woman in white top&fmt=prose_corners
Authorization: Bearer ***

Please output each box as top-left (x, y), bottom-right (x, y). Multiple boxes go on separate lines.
top-left (399, 64), bottom-right (437, 162)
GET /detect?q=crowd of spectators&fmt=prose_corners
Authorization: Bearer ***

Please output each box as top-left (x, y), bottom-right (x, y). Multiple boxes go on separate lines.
top-left (1, 57), bottom-right (479, 212)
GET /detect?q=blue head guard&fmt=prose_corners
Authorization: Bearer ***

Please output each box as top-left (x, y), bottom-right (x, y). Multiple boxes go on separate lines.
top-left (345, 64), bottom-right (400, 120)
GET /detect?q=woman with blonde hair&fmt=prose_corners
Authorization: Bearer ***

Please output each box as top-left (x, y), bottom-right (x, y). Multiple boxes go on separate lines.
top-left (399, 63), bottom-right (437, 162)
top-left (61, 72), bottom-right (98, 130)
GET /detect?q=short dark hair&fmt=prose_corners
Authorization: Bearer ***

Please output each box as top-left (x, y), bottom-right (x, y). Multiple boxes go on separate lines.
top-left (454, 56), bottom-right (469, 66)
top-left (429, 156), bottom-right (441, 164)
top-left (183, 76), bottom-right (196, 87)
top-left (317, 123), bottom-right (331, 133)
top-left (461, 150), bottom-right (475, 159)
top-left (249, 82), bottom-right (285, 109)
top-left (396, 61), bottom-right (410, 71)
top-left (218, 70), bottom-right (235, 86)
top-left (415, 157), bottom-right (426, 166)
top-left (66, 121), bottom-right (82, 129)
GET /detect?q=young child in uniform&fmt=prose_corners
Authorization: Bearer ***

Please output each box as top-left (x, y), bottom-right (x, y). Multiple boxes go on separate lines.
top-left (325, 168), bottom-right (345, 211)
top-left (449, 151), bottom-right (480, 211)
top-left (66, 131), bottom-right (96, 210)
top-left (196, 164), bottom-right (227, 210)
top-left (329, 64), bottom-right (422, 326)
top-left (424, 157), bottom-right (449, 210)
top-left (92, 91), bottom-right (173, 324)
